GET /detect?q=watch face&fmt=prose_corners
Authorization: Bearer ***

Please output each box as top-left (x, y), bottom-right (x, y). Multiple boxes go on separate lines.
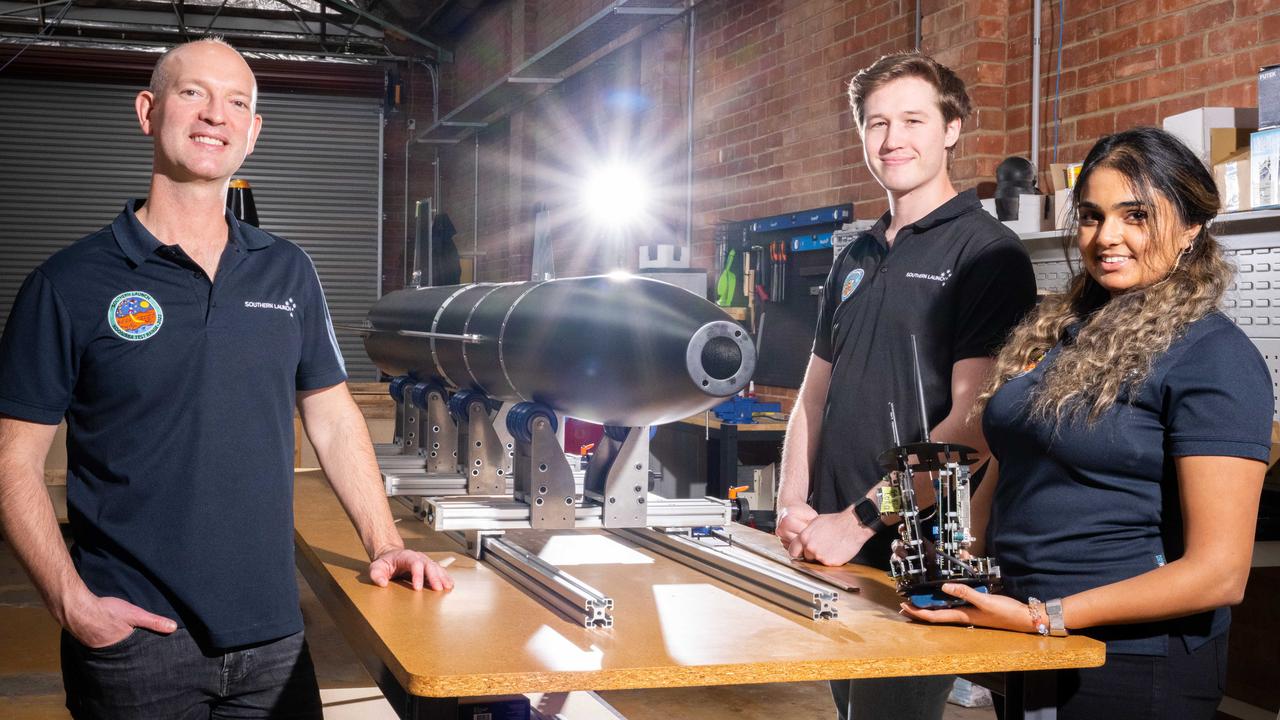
top-left (854, 498), bottom-right (878, 524)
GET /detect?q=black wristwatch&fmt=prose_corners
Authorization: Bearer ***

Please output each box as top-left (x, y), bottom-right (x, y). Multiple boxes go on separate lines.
top-left (852, 497), bottom-right (886, 533)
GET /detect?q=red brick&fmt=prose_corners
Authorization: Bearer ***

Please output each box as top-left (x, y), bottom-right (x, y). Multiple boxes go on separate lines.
top-left (1206, 81), bottom-right (1256, 107)
top-left (1207, 21), bottom-right (1259, 54)
top-left (1067, 8), bottom-right (1115, 44)
top-left (1116, 0), bottom-right (1160, 26)
top-left (1115, 103), bottom-right (1159, 130)
top-left (1098, 27), bottom-right (1140, 58)
top-left (1187, 0), bottom-right (1237, 29)
top-left (1138, 14), bottom-right (1186, 45)
top-left (1159, 0), bottom-right (1206, 11)
top-left (1157, 92), bottom-right (1208, 120)
top-left (1076, 113), bottom-right (1117, 140)
top-left (1113, 49), bottom-right (1160, 79)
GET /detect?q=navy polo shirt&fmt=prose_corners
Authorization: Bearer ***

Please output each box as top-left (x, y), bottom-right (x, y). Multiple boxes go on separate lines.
top-left (985, 312), bottom-right (1272, 656)
top-left (0, 200), bottom-right (347, 649)
top-left (810, 189), bottom-right (1036, 568)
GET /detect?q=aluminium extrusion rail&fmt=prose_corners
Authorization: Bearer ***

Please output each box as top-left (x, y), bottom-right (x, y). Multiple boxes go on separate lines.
top-left (482, 536), bottom-right (614, 628)
top-left (612, 528), bottom-right (839, 620)
top-left (423, 496), bottom-right (732, 531)
top-left (443, 531), bottom-right (614, 628)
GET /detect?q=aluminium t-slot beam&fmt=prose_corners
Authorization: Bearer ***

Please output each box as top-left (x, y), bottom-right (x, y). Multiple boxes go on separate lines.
top-left (423, 495), bottom-right (731, 531)
top-left (612, 528), bottom-right (839, 621)
top-left (448, 532), bottom-right (613, 628)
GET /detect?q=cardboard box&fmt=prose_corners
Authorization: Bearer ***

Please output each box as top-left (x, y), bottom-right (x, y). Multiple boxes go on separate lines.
top-left (1260, 64), bottom-right (1280, 130)
top-left (1215, 149), bottom-right (1251, 213)
top-left (1251, 128), bottom-right (1280, 209)
top-left (1047, 162), bottom-right (1082, 192)
top-left (1163, 107), bottom-right (1259, 166)
top-left (980, 195), bottom-right (1044, 234)
top-left (1208, 127), bottom-right (1253, 166)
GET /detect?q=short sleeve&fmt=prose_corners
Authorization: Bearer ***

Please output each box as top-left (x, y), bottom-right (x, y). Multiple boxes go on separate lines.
top-left (294, 255), bottom-right (348, 391)
top-left (1165, 324), bottom-right (1273, 461)
top-left (811, 242), bottom-right (853, 362)
top-left (0, 269), bottom-right (77, 424)
top-left (951, 239), bottom-right (1037, 362)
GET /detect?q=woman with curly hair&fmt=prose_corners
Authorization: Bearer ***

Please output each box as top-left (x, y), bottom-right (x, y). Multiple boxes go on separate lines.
top-left (902, 126), bottom-right (1271, 719)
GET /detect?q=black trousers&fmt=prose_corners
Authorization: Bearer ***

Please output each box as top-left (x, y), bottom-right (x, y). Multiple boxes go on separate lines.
top-left (998, 633), bottom-right (1228, 720)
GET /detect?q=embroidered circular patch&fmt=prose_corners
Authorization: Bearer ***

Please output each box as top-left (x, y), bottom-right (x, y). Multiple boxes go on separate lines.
top-left (840, 268), bottom-right (865, 301)
top-left (108, 291), bottom-right (163, 341)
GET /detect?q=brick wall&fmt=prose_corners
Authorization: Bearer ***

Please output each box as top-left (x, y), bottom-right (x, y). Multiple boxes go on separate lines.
top-left (1006, 0), bottom-right (1280, 182)
top-left (392, 0), bottom-right (1280, 301)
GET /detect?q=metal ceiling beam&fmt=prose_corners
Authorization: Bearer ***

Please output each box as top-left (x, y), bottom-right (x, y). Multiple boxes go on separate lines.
top-left (313, 0), bottom-right (450, 61)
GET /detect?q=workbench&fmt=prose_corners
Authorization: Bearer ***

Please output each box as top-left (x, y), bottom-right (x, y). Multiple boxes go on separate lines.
top-left (293, 470), bottom-right (1104, 719)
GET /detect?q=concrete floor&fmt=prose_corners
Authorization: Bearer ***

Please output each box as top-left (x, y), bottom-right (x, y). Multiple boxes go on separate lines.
top-left (0, 536), bottom-right (995, 719)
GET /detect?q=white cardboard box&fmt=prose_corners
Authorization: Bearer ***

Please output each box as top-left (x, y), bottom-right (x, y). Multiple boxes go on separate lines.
top-left (980, 195), bottom-right (1044, 234)
top-left (1163, 107), bottom-right (1258, 166)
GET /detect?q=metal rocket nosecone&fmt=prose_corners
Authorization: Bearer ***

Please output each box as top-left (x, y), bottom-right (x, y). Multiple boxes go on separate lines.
top-left (363, 274), bottom-right (757, 427)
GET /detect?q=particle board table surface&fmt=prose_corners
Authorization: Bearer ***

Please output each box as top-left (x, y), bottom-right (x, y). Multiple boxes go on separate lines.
top-left (293, 471), bottom-right (1104, 700)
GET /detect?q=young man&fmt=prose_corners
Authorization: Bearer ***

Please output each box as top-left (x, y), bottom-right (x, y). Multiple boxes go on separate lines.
top-left (0, 39), bottom-right (452, 719)
top-left (775, 52), bottom-right (1037, 719)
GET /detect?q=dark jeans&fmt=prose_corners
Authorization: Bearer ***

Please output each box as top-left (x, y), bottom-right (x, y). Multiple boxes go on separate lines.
top-left (61, 627), bottom-right (324, 720)
top-left (997, 632), bottom-right (1228, 720)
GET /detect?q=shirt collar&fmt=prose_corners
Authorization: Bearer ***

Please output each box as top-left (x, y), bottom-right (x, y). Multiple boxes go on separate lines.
top-left (863, 189), bottom-right (981, 246)
top-left (112, 198), bottom-right (274, 268)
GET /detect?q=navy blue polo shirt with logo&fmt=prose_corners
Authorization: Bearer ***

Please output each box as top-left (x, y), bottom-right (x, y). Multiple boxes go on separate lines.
top-left (985, 312), bottom-right (1272, 656)
top-left (811, 189), bottom-right (1037, 568)
top-left (0, 200), bottom-right (347, 649)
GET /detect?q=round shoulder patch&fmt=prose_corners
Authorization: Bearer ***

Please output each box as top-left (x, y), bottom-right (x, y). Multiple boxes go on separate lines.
top-left (840, 268), bottom-right (865, 302)
top-left (108, 291), bottom-right (164, 341)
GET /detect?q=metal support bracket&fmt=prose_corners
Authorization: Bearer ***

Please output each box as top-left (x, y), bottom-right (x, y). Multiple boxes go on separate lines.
top-left (423, 388), bottom-right (457, 474)
top-left (402, 404), bottom-right (424, 456)
top-left (513, 416), bottom-right (577, 529)
top-left (461, 402), bottom-right (507, 495)
top-left (583, 427), bottom-right (649, 528)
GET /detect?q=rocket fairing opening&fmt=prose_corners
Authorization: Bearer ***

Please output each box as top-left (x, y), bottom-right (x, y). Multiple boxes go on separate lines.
top-left (364, 275), bottom-right (756, 427)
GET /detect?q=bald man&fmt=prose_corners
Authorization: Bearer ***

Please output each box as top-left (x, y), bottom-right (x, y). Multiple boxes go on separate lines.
top-left (0, 39), bottom-right (451, 719)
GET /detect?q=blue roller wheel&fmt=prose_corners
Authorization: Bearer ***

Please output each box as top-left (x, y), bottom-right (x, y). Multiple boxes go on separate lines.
top-left (507, 402), bottom-right (557, 443)
top-left (388, 376), bottom-right (412, 402)
top-left (409, 382), bottom-right (443, 411)
top-left (448, 389), bottom-right (491, 422)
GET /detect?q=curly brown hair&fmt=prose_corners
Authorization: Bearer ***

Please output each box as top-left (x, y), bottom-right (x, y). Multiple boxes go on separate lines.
top-left (975, 127), bottom-right (1233, 424)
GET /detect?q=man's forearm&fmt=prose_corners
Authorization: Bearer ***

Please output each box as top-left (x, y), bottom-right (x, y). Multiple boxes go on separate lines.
top-left (0, 422), bottom-right (89, 626)
top-left (301, 389), bottom-right (403, 559)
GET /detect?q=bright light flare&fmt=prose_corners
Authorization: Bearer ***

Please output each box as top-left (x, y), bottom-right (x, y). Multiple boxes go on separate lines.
top-left (581, 163), bottom-right (650, 227)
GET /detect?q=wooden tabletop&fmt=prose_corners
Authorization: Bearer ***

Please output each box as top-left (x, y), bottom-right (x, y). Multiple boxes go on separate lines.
top-left (293, 470), bottom-right (1104, 700)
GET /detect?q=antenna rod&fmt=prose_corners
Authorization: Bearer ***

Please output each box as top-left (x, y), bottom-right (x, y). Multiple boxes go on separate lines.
top-left (910, 335), bottom-right (930, 442)
top-left (889, 402), bottom-right (901, 446)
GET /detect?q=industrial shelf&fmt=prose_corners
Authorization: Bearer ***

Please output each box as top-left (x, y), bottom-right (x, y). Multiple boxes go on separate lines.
top-left (415, 0), bottom-right (685, 144)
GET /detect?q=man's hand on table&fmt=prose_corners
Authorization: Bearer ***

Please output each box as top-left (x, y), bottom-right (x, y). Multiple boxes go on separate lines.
top-left (775, 503), bottom-right (818, 545)
top-left (369, 547), bottom-right (454, 592)
top-left (786, 510), bottom-right (875, 567)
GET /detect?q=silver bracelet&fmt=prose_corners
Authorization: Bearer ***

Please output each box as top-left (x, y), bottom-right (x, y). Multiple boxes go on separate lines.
top-left (1026, 597), bottom-right (1048, 636)
top-left (1045, 598), bottom-right (1068, 637)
